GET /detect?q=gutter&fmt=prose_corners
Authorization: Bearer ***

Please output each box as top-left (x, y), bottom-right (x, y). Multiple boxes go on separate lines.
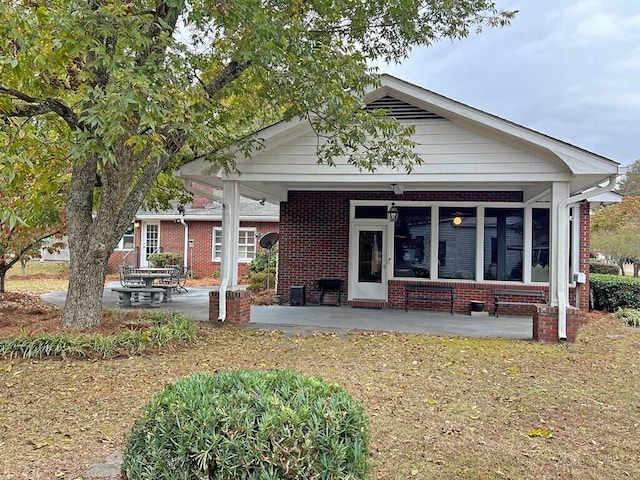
top-left (556, 175), bottom-right (617, 340)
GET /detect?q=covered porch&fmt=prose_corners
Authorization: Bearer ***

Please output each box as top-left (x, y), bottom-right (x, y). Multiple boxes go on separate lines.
top-left (176, 75), bottom-right (621, 342)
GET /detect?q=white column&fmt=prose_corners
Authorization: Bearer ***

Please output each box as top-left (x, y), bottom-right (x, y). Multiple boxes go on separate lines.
top-left (218, 181), bottom-right (241, 321)
top-left (550, 181), bottom-right (570, 340)
top-left (550, 182), bottom-right (570, 306)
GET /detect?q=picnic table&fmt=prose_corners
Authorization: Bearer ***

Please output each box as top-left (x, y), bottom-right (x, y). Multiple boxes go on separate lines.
top-left (113, 266), bottom-right (181, 305)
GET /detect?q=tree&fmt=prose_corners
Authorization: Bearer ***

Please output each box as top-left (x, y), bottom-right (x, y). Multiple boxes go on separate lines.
top-left (0, 117), bottom-right (68, 292)
top-left (0, 0), bottom-right (515, 329)
top-left (616, 158), bottom-right (640, 196)
top-left (591, 196), bottom-right (640, 277)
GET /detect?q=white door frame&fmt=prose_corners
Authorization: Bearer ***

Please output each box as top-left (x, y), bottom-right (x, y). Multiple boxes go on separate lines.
top-left (140, 221), bottom-right (160, 266)
top-left (348, 223), bottom-right (389, 301)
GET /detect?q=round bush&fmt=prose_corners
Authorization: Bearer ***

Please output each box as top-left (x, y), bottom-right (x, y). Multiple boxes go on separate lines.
top-left (121, 369), bottom-right (370, 480)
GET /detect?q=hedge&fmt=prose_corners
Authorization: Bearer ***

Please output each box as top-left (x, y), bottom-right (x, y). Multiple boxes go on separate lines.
top-left (589, 261), bottom-right (620, 275)
top-left (590, 274), bottom-right (640, 311)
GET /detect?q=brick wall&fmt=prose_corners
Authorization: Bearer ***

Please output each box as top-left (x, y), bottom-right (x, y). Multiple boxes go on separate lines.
top-left (107, 220), bottom-right (278, 279)
top-left (278, 190), bottom-right (524, 304)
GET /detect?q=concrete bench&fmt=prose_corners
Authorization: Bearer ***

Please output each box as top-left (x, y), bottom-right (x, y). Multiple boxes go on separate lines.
top-left (405, 284), bottom-right (454, 314)
top-left (111, 287), bottom-right (165, 307)
top-left (493, 288), bottom-right (546, 317)
top-left (153, 284), bottom-right (175, 302)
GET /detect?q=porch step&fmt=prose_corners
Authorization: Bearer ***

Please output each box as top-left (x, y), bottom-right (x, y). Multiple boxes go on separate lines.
top-left (350, 299), bottom-right (387, 309)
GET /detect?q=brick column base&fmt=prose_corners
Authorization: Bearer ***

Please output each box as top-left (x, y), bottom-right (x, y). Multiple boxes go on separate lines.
top-left (209, 289), bottom-right (251, 325)
top-left (533, 304), bottom-right (582, 342)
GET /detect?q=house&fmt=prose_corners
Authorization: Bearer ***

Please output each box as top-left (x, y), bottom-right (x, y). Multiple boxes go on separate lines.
top-left (176, 75), bottom-right (622, 341)
top-left (108, 186), bottom-right (279, 278)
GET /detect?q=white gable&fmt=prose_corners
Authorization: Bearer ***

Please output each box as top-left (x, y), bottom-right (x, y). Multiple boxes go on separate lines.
top-left (177, 75), bottom-right (620, 203)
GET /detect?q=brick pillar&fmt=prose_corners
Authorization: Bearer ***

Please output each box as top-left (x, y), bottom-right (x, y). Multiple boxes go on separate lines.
top-left (533, 304), bottom-right (582, 342)
top-left (578, 201), bottom-right (591, 312)
top-left (209, 289), bottom-right (251, 324)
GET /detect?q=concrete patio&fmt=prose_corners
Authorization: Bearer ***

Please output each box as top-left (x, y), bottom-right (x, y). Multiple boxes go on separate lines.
top-left (42, 283), bottom-right (533, 339)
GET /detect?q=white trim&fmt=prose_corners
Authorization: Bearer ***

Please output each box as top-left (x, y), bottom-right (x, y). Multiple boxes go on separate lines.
top-left (140, 221), bottom-right (160, 267)
top-left (115, 223), bottom-right (135, 251)
top-left (212, 227), bottom-right (257, 263)
top-left (350, 199), bottom-right (552, 284)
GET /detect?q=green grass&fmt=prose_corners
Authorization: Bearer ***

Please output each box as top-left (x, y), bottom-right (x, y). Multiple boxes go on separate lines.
top-left (4, 261), bottom-right (71, 293)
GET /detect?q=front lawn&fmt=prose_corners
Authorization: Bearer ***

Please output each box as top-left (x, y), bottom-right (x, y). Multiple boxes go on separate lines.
top-left (1, 310), bottom-right (639, 479)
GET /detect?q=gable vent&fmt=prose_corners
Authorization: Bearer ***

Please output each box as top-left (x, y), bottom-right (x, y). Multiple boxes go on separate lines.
top-left (365, 95), bottom-right (444, 120)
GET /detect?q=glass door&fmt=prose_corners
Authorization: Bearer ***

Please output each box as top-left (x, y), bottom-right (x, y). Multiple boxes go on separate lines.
top-left (350, 226), bottom-right (387, 300)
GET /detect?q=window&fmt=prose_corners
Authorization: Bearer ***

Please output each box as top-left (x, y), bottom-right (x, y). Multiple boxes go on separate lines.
top-left (393, 206), bottom-right (431, 277)
top-left (438, 207), bottom-right (476, 279)
top-left (484, 208), bottom-right (524, 281)
top-left (531, 209), bottom-right (550, 282)
top-left (116, 224), bottom-right (135, 250)
top-left (212, 228), bottom-right (257, 262)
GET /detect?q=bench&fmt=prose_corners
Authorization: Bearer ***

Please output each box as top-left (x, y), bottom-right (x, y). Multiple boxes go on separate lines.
top-left (493, 288), bottom-right (546, 317)
top-left (405, 284), bottom-right (454, 314)
top-left (111, 287), bottom-right (165, 307)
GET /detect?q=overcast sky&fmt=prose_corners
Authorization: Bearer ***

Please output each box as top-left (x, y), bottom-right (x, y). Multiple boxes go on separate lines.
top-left (380, 0), bottom-right (640, 167)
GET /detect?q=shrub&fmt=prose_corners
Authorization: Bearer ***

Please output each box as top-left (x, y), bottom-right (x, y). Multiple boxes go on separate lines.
top-left (148, 252), bottom-right (183, 267)
top-left (246, 270), bottom-right (276, 292)
top-left (121, 369), bottom-right (370, 480)
top-left (612, 308), bottom-right (640, 327)
top-left (589, 261), bottom-right (620, 275)
top-left (590, 274), bottom-right (640, 311)
top-left (249, 246), bottom-right (278, 275)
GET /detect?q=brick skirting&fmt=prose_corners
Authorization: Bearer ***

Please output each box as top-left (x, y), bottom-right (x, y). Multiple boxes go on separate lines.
top-left (533, 304), bottom-right (583, 342)
top-left (209, 289), bottom-right (251, 324)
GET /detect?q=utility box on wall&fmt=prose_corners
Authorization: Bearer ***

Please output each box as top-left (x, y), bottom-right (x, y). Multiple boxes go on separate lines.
top-left (290, 286), bottom-right (305, 306)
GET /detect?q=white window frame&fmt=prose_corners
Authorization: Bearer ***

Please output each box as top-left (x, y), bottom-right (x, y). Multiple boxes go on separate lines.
top-left (212, 227), bottom-right (257, 263)
top-left (115, 223), bottom-right (135, 250)
top-left (350, 200), bottom-right (553, 284)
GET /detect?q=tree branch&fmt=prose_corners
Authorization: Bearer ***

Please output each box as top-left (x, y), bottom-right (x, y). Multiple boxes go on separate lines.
top-left (0, 86), bottom-right (80, 129)
top-left (204, 60), bottom-right (251, 97)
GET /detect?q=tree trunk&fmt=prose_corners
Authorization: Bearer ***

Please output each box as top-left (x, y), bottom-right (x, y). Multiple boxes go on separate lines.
top-left (0, 268), bottom-right (6, 293)
top-left (60, 236), bottom-right (111, 329)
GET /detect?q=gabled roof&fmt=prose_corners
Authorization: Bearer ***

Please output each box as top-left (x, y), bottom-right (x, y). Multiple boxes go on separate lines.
top-left (135, 196), bottom-right (279, 222)
top-left (177, 75), bottom-right (621, 203)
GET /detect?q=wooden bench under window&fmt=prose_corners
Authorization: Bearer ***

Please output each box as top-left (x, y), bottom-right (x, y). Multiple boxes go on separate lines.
top-left (405, 284), bottom-right (454, 315)
top-left (493, 288), bottom-right (546, 317)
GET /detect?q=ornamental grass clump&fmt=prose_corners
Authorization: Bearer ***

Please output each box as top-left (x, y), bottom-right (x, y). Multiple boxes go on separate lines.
top-left (612, 308), bottom-right (640, 327)
top-left (121, 369), bottom-right (370, 480)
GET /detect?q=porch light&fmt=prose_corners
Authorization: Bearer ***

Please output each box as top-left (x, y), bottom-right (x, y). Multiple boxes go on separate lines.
top-left (388, 202), bottom-right (399, 222)
top-left (452, 215), bottom-right (463, 226)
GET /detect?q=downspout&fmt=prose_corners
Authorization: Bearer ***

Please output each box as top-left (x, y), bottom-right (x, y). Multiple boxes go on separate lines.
top-left (178, 218), bottom-right (189, 271)
top-left (556, 175), bottom-right (617, 340)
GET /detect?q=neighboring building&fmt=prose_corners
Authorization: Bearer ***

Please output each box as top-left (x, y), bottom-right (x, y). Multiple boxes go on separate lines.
top-left (108, 188), bottom-right (279, 278)
top-left (177, 75), bottom-right (622, 341)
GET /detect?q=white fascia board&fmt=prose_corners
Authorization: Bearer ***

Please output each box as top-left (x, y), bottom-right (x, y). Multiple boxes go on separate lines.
top-left (225, 171), bottom-right (575, 183)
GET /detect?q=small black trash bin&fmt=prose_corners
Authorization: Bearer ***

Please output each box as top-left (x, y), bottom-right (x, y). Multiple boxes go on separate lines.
top-left (290, 286), bottom-right (305, 306)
